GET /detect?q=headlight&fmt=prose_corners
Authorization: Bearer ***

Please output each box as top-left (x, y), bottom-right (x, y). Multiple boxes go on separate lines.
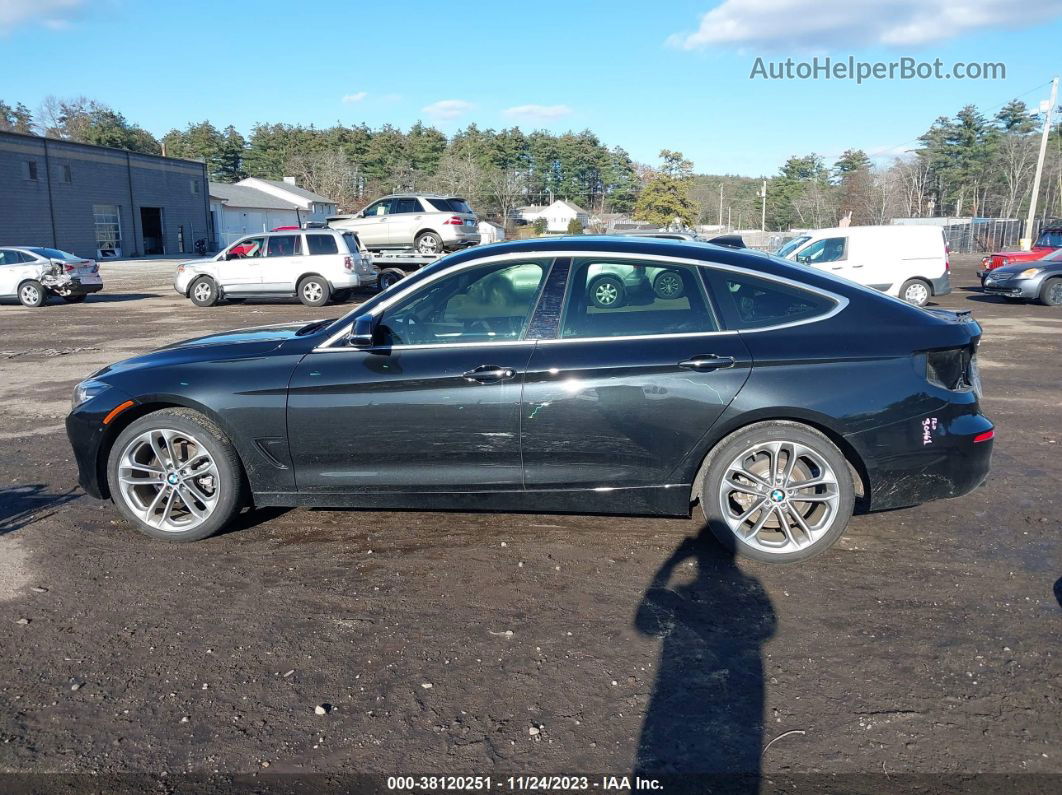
top-left (1018, 267), bottom-right (1042, 279)
top-left (176, 264), bottom-right (186, 274)
top-left (72, 379), bottom-right (109, 409)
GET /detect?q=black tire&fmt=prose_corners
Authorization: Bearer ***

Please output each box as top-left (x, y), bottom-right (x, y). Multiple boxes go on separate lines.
top-left (378, 269), bottom-right (405, 291)
top-left (297, 275), bottom-right (331, 307)
top-left (652, 269), bottom-right (686, 300)
top-left (332, 289), bottom-right (352, 303)
top-left (414, 231), bottom-right (443, 256)
top-left (189, 276), bottom-right (219, 307)
top-left (106, 408), bottom-right (247, 542)
top-left (18, 280), bottom-right (47, 307)
top-left (1038, 277), bottom-right (1062, 307)
top-left (899, 278), bottom-right (931, 307)
top-left (699, 421), bottom-right (855, 564)
top-left (62, 294), bottom-right (88, 304)
top-left (588, 274), bottom-right (626, 308)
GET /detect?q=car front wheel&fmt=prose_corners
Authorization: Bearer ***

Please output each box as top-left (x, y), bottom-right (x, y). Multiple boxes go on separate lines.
top-left (106, 408), bottom-right (247, 542)
top-left (1039, 277), bottom-right (1062, 307)
top-left (189, 276), bottom-right (219, 307)
top-left (701, 421), bottom-right (855, 563)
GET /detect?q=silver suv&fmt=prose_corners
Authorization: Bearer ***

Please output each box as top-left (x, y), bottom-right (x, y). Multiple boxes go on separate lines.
top-left (330, 194), bottom-right (480, 255)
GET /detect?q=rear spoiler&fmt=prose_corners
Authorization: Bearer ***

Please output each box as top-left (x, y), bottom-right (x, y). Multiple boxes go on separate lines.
top-left (707, 234), bottom-right (746, 249)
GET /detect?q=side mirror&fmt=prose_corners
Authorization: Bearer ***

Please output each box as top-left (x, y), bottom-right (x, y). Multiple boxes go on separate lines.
top-left (347, 314), bottom-right (375, 348)
top-left (796, 255), bottom-right (809, 264)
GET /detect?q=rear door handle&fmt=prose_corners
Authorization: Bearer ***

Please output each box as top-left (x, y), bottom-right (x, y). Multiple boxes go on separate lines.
top-left (678, 354), bottom-right (736, 371)
top-left (463, 364), bottom-right (516, 383)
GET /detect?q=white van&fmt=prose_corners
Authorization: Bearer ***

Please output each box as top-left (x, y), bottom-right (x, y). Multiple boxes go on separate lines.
top-left (775, 225), bottom-right (950, 306)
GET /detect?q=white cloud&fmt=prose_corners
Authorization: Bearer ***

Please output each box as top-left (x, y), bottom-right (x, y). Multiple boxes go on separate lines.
top-left (502, 104), bottom-right (574, 122)
top-left (0, 0), bottom-right (85, 32)
top-left (668, 0), bottom-right (1062, 50)
top-left (342, 92), bottom-right (368, 104)
top-left (421, 99), bottom-right (474, 120)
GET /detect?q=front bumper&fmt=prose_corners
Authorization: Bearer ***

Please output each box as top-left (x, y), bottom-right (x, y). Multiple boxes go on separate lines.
top-left (66, 388), bottom-right (138, 499)
top-left (982, 278), bottom-right (1039, 299)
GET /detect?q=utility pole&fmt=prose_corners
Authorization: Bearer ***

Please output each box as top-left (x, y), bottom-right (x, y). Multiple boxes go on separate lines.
top-left (727, 206), bottom-right (732, 231)
top-left (759, 179), bottom-right (767, 231)
top-left (1022, 76), bottom-right (1058, 250)
top-left (718, 183), bottom-right (724, 227)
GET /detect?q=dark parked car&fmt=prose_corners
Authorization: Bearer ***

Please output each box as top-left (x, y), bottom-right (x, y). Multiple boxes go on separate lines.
top-left (981, 248), bottom-right (1062, 305)
top-left (66, 237), bottom-right (993, 563)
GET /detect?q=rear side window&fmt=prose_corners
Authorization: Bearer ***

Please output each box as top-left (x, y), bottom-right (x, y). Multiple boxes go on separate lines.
top-left (393, 197), bottom-right (422, 213)
top-left (704, 270), bottom-right (835, 329)
top-left (306, 234), bottom-right (339, 255)
top-left (266, 235), bottom-right (302, 257)
top-left (560, 258), bottom-right (718, 339)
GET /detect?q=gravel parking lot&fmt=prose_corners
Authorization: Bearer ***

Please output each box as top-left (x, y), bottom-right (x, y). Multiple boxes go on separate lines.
top-left (0, 254), bottom-right (1058, 785)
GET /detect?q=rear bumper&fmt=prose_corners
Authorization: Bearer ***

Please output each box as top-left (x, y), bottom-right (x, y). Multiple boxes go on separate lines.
top-left (848, 402), bottom-right (993, 511)
top-left (64, 279), bottom-right (104, 296)
top-left (930, 273), bottom-right (951, 296)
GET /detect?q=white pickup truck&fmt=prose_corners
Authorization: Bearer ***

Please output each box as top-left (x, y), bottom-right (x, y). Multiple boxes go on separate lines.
top-left (0, 246), bottom-right (103, 307)
top-left (175, 229), bottom-right (378, 307)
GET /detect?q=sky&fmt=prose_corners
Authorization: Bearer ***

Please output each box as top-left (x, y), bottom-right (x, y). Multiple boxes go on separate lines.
top-left (2, 0), bottom-right (1062, 176)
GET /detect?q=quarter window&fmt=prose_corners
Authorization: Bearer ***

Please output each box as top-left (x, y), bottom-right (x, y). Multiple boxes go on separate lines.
top-left (266, 235), bottom-right (302, 257)
top-left (704, 270), bottom-right (835, 330)
top-left (375, 260), bottom-right (548, 346)
top-left (560, 258), bottom-right (717, 339)
top-left (306, 234), bottom-right (339, 255)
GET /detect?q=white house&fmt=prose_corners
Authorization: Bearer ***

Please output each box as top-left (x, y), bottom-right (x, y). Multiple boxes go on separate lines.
top-left (515, 200), bottom-right (591, 233)
top-left (237, 177), bottom-right (337, 223)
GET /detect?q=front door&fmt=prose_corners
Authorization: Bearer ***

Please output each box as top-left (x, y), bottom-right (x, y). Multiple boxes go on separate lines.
top-left (353, 198), bottom-right (394, 249)
top-left (218, 236), bottom-right (266, 291)
top-left (287, 257), bottom-right (552, 492)
top-left (521, 256), bottom-right (752, 489)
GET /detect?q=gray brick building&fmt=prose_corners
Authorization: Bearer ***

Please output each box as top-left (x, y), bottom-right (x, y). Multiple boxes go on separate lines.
top-left (0, 131), bottom-right (210, 259)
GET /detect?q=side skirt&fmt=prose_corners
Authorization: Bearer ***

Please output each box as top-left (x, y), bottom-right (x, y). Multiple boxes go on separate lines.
top-left (252, 484), bottom-right (693, 518)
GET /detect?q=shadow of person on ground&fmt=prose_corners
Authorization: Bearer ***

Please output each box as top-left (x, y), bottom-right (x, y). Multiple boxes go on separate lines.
top-left (634, 527), bottom-right (775, 792)
top-left (0, 484), bottom-right (80, 536)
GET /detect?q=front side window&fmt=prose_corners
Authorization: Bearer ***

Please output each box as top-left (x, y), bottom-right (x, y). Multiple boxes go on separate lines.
top-left (230, 236), bottom-right (265, 258)
top-left (307, 234), bottom-right (339, 255)
top-left (364, 199), bottom-right (392, 217)
top-left (797, 237), bottom-right (847, 264)
top-left (704, 270), bottom-right (835, 329)
top-left (266, 235), bottom-right (302, 257)
top-left (375, 260), bottom-right (548, 346)
top-left (560, 258), bottom-right (717, 339)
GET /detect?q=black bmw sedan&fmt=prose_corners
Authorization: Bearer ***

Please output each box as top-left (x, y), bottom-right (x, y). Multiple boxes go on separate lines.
top-left (66, 237), bottom-right (993, 563)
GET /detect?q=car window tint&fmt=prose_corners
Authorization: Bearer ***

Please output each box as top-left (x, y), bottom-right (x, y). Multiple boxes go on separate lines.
top-left (232, 237), bottom-right (265, 258)
top-left (394, 198), bottom-right (421, 213)
top-left (376, 261), bottom-right (547, 346)
top-left (560, 258), bottom-right (717, 339)
top-left (366, 200), bottom-right (391, 216)
top-left (448, 198), bottom-right (472, 214)
top-left (797, 237), bottom-right (846, 264)
top-left (306, 234), bottom-right (339, 255)
top-left (425, 197), bottom-right (451, 212)
top-left (266, 235), bottom-right (301, 257)
top-left (0, 250), bottom-right (16, 265)
top-left (704, 270), bottom-right (834, 329)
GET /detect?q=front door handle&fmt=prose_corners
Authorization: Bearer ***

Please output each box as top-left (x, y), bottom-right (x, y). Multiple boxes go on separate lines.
top-left (463, 364), bottom-right (516, 383)
top-left (679, 354), bottom-right (736, 371)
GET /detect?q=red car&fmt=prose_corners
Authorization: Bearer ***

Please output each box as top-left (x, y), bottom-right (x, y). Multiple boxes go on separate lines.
top-left (979, 227), bottom-right (1062, 279)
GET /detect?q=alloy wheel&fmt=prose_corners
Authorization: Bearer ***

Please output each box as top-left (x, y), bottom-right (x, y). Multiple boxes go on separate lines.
top-left (20, 285), bottom-right (41, 304)
top-left (718, 440), bottom-right (841, 555)
top-left (303, 281), bottom-right (323, 303)
top-left (116, 428), bottom-right (220, 533)
top-left (656, 272), bottom-right (683, 299)
top-left (417, 235), bottom-right (440, 255)
top-left (594, 281), bottom-right (619, 306)
top-left (1050, 281), bottom-right (1062, 305)
top-left (193, 282), bottom-right (213, 303)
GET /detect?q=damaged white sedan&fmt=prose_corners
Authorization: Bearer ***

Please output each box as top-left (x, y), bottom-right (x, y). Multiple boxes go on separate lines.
top-left (0, 247), bottom-right (103, 307)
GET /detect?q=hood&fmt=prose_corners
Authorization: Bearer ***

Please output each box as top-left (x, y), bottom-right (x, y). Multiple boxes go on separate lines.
top-left (987, 261), bottom-right (1056, 276)
top-left (988, 249), bottom-right (1046, 261)
top-left (156, 321), bottom-right (322, 351)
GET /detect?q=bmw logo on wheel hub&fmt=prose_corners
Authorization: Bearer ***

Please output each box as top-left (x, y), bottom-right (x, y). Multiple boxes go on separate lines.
top-left (770, 488), bottom-right (786, 503)
top-left (167, 473), bottom-right (179, 486)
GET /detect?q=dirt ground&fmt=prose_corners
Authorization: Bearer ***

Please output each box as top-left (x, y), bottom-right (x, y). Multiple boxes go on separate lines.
top-left (0, 254), bottom-right (1058, 790)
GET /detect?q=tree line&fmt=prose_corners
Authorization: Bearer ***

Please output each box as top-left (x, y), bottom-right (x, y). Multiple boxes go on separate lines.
top-left (3, 94), bottom-right (1060, 230)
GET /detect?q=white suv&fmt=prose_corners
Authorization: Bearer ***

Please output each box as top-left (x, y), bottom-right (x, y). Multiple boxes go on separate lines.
top-left (175, 230), bottom-right (377, 307)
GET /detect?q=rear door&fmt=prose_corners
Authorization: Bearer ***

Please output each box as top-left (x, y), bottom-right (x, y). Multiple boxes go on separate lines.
top-left (261, 233), bottom-right (304, 292)
top-left (520, 255), bottom-right (752, 489)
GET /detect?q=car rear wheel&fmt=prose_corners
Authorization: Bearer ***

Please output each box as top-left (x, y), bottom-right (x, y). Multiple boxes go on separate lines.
top-left (653, 269), bottom-right (685, 299)
top-left (298, 275), bottom-right (331, 307)
top-left (18, 280), bottom-right (46, 307)
top-left (378, 269), bottom-right (404, 291)
top-left (1038, 277), bottom-right (1062, 307)
top-left (415, 231), bottom-right (443, 256)
top-left (189, 276), bottom-right (219, 307)
top-left (589, 275), bottom-right (626, 308)
top-left (701, 422), bottom-right (855, 564)
top-left (106, 408), bottom-right (247, 542)
top-left (900, 278), bottom-right (931, 307)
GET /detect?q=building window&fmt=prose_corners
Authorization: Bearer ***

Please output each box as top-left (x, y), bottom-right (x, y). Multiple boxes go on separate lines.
top-left (25, 161), bottom-right (38, 180)
top-left (93, 205), bottom-right (123, 259)
top-left (62, 165), bottom-right (72, 183)
top-left (191, 179), bottom-right (200, 195)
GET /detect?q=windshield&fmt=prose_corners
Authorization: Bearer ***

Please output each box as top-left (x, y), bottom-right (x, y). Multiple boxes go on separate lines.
top-left (28, 247), bottom-right (81, 261)
top-left (774, 236), bottom-right (810, 258)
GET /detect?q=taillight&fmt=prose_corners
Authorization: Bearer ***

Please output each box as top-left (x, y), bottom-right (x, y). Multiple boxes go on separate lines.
top-left (343, 255), bottom-right (354, 271)
top-left (443, 215), bottom-right (463, 225)
top-left (973, 430), bottom-right (995, 444)
top-left (64, 264), bottom-right (75, 273)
